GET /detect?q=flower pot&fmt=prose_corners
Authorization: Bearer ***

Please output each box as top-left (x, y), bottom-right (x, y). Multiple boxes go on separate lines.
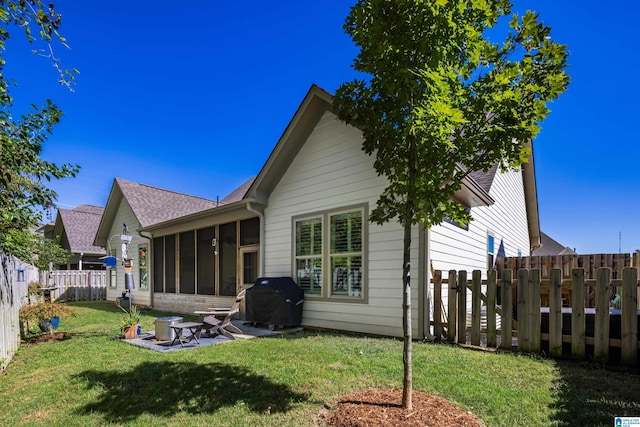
top-left (38, 316), bottom-right (61, 333)
top-left (38, 319), bottom-right (51, 333)
top-left (123, 325), bottom-right (138, 339)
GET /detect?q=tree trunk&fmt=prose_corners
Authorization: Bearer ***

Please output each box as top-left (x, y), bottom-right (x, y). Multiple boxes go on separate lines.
top-left (401, 203), bottom-right (413, 410)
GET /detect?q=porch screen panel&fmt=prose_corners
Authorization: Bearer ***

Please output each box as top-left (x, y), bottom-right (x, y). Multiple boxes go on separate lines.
top-left (219, 222), bottom-right (237, 296)
top-left (240, 217), bottom-right (260, 245)
top-left (197, 227), bottom-right (216, 295)
top-left (180, 231), bottom-right (195, 294)
top-left (153, 237), bottom-right (164, 292)
top-left (165, 234), bottom-right (176, 293)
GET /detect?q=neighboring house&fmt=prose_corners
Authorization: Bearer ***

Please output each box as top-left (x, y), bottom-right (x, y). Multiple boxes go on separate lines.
top-left (93, 178), bottom-right (220, 306)
top-left (52, 205), bottom-right (107, 270)
top-left (532, 231), bottom-right (577, 256)
top-left (126, 85), bottom-right (539, 339)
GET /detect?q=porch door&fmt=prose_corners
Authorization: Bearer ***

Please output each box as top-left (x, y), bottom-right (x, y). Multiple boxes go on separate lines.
top-left (240, 246), bottom-right (260, 288)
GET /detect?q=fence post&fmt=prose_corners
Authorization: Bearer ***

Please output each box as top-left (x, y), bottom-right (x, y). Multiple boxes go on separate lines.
top-left (486, 269), bottom-right (497, 348)
top-left (594, 267), bottom-right (611, 362)
top-left (518, 269), bottom-right (529, 352)
top-left (471, 270), bottom-right (481, 346)
top-left (621, 267), bottom-right (638, 365)
top-left (549, 268), bottom-right (563, 357)
top-left (500, 269), bottom-right (513, 350)
top-left (447, 270), bottom-right (457, 342)
top-left (457, 270), bottom-right (467, 345)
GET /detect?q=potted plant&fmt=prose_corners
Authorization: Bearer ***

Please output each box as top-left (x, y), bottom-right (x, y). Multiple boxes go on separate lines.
top-left (24, 280), bottom-right (46, 304)
top-left (19, 301), bottom-right (75, 335)
top-left (120, 305), bottom-right (141, 339)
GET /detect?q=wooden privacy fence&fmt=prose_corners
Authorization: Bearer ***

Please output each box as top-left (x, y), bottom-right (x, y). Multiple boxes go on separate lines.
top-left (39, 270), bottom-right (107, 302)
top-left (432, 267), bottom-right (640, 365)
top-left (0, 253), bottom-right (27, 372)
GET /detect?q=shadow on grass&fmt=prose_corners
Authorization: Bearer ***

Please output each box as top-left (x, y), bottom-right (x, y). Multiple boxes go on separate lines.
top-left (550, 360), bottom-right (640, 426)
top-left (73, 361), bottom-right (310, 423)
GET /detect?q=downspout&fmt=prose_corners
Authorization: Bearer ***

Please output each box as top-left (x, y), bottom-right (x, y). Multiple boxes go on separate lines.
top-left (246, 201), bottom-right (265, 277)
top-left (138, 230), bottom-right (153, 307)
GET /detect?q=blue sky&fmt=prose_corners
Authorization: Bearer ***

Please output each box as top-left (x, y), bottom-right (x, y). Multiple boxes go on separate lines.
top-left (5, 1), bottom-right (639, 254)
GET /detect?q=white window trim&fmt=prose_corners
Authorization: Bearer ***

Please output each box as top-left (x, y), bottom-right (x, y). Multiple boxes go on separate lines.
top-left (292, 204), bottom-right (368, 303)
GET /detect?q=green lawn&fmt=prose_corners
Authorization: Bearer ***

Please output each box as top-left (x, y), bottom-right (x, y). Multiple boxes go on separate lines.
top-left (1, 301), bottom-right (639, 426)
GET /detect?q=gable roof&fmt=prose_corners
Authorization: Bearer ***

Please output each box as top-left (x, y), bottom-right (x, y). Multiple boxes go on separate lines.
top-left (532, 231), bottom-right (577, 256)
top-left (245, 85), bottom-right (497, 208)
top-left (244, 84), bottom-right (540, 251)
top-left (54, 205), bottom-right (106, 255)
top-left (94, 178), bottom-right (219, 246)
top-left (220, 177), bottom-right (256, 204)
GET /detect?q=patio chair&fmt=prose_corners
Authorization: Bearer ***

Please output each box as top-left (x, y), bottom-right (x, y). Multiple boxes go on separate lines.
top-left (195, 289), bottom-right (246, 340)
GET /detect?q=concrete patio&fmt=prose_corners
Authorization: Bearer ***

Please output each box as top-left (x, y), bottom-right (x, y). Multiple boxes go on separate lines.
top-left (121, 320), bottom-right (303, 353)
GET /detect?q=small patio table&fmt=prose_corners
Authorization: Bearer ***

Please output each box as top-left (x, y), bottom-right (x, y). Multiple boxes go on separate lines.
top-left (169, 321), bottom-right (203, 347)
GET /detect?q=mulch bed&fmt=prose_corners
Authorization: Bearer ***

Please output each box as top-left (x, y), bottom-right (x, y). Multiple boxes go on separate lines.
top-left (324, 388), bottom-right (485, 427)
top-left (28, 332), bottom-right (69, 344)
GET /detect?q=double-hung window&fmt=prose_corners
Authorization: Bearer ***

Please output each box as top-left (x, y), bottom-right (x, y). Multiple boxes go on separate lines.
top-left (294, 205), bottom-right (366, 301)
top-left (295, 217), bottom-right (323, 295)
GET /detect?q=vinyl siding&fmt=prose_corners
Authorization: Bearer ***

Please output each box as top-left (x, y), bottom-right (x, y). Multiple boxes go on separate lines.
top-left (428, 167), bottom-right (530, 320)
top-left (105, 200), bottom-right (152, 306)
top-left (263, 111), bottom-right (421, 338)
top-left (430, 167), bottom-right (530, 277)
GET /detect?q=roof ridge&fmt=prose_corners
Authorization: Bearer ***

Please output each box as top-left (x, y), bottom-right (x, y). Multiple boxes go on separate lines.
top-left (115, 177), bottom-right (217, 203)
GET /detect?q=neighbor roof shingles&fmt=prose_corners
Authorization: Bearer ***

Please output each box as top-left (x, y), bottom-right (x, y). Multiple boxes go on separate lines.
top-left (116, 178), bottom-right (219, 228)
top-left (58, 205), bottom-right (106, 255)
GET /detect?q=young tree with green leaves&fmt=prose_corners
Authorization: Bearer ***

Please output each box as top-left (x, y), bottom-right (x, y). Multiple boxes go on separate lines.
top-left (334, 0), bottom-right (569, 409)
top-left (0, 1), bottom-right (79, 256)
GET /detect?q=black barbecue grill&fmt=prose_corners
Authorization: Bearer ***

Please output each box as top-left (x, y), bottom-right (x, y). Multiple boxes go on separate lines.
top-left (245, 277), bottom-right (304, 330)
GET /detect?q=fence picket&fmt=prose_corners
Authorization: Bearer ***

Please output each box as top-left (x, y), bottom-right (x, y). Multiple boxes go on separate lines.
top-left (471, 270), bottom-right (481, 346)
top-left (430, 265), bottom-right (639, 365)
top-left (594, 268), bottom-right (611, 361)
top-left (486, 270), bottom-right (497, 348)
top-left (549, 269), bottom-right (562, 357)
top-left (621, 267), bottom-right (638, 364)
top-left (571, 268), bottom-right (586, 359)
top-left (500, 270), bottom-right (513, 350)
top-left (517, 269), bottom-right (529, 352)
top-left (39, 270), bottom-right (106, 302)
top-left (447, 270), bottom-right (457, 342)
top-left (457, 270), bottom-right (467, 345)
top-left (433, 270), bottom-right (443, 340)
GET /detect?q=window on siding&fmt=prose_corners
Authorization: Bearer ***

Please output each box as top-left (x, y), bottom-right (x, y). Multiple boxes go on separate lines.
top-left (330, 211), bottom-right (363, 297)
top-left (443, 207), bottom-right (471, 230)
top-left (294, 205), bottom-right (366, 301)
top-left (487, 233), bottom-right (495, 271)
top-left (138, 245), bottom-right (148, 289)
top-left (109, 249), bottom-right (118, 288)
top-left (295, 217), bottom-right (323, 295)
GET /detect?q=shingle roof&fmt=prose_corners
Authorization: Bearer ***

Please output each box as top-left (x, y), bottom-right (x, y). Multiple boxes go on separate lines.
top-left (468, 164), bottom-right (499, 193)
top-left (220, 177), bottom-right (256, 204)
top-left (532, 232), bottom-right (577, 256)
top-left (57, 205), bottom-right (106, 255)
top-left (116, 178), bottom-right (219, 228)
